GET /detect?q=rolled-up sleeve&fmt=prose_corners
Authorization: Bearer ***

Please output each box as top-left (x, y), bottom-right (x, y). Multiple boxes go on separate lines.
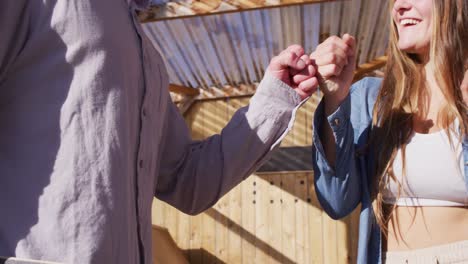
top-left (0, 1), bottom-right (29, 83)
top-left (155, 72), bottom-right (304, 215)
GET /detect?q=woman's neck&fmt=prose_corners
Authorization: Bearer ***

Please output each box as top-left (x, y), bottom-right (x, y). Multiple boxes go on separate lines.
top-left (412, 62), bottom-right (448, 133)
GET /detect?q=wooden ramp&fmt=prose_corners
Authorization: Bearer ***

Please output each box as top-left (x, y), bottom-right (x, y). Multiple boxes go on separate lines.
top-left (152, 225), bottom-right (189, 264)
top-left (152, 96), bottom-right (361, 264)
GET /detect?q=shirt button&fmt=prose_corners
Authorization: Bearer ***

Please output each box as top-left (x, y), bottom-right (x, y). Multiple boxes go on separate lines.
top-left (139, 159), bottom-right (144, 169)
top-left (142, 108), bottom-right (147, 117)
top-left (333, 118), bottom-right (340, 126)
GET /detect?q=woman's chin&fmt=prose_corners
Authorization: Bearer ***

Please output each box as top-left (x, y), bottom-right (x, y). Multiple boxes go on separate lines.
top-left (398, 43), bottom-right (429, 60)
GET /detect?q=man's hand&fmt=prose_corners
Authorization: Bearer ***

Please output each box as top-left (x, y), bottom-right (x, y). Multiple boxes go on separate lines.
top-left (310, 34), bottom-right (356, 114)
top-left (266, 45), bottom-right (318, 100)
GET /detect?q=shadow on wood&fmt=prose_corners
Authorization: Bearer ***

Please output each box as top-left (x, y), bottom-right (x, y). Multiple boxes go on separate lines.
top-left (184, 249), bottom-right (225, 264)
top-left (204, 208), bottom-right (296, 264)
top-left (152, 225), bottom-right (189, 264)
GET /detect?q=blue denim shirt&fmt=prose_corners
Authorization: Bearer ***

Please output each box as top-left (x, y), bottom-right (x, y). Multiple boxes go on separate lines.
top-left (312, 77), bottom-right (468, 264)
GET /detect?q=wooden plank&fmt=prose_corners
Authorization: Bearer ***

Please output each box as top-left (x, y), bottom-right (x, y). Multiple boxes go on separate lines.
top-left (176, 212), bottom-right (190, 258)
top-left (178, 96), bottom-right (197, 116)
top-left (322, 213), bottom-right (339, 264)
top-left (139, 0), bottom-right (345, 23)
top-left (152, 225), bottom-right (190, 264)
top-left (192, 1), bottom-right (219, 14)
top-left (308, 172), bottom-right (324, 263)
top-left (281, 173), bottom-right (297, 262)
top-left (200, 209), bottom-right (217, 263)
top-left (201, 100), bottom-right (226, 135)
top-left (353, 56), bottom-right (388, 81)
top-left (268, 174), bottom-right (283, 263)
top-left (241, 175), bottom-right (257, 263)
top-left (214, 194), bottom-right (230, 262)
top-left (256, 146), bottom-right (314, 172)
top-left (152, 199), bottom-right (166, 228)
top-left (304, 96), bottom-right (318, 146)
top-left (165, 204), bottom-right (180, 258)
top-left (295, 102), bottom-right (309, 146)
top-left (294, 173), bottom-right (308, 264)
top-left (169, 84), bottom-right (201, 96)
top-left (337, 216), bottom-right (350, 263)
top-left (348, 206), bottom-right (361, 264)
top-left (201, 0), bottom-right (224, 9)
top-left (254, 174), bottom-right (270, 263)
top-left (187, 207), bottom-right (203, 263)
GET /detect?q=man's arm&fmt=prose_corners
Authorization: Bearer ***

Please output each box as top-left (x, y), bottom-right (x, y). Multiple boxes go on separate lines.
top-left (155, 45), bottom-right (318, 215)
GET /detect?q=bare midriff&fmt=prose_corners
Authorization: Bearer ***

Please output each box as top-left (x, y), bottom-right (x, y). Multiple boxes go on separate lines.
top-left (386, 206), bottom-right (468, 251)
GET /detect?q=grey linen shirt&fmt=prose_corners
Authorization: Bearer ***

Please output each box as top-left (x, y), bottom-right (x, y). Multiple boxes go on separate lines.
top-left (0, 1), bottom-right (303, 263)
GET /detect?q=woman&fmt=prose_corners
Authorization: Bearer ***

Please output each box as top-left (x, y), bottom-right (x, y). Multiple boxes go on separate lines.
top-left (311, 0), bottom-right (468, 263)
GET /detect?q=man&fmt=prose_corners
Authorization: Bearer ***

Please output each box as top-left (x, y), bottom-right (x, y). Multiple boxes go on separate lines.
top-left (0, 1), bottom-right (318, 263)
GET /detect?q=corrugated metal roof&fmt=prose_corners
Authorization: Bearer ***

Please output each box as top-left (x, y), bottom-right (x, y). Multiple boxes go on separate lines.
top-left (142, 0), bottom-right (389, 92)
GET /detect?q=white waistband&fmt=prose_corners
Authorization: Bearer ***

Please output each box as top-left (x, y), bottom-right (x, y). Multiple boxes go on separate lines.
top-left (383, 197), bottom-right (467, 207)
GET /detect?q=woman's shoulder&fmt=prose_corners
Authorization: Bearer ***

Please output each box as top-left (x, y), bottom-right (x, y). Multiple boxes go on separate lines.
top-left (348, 77), bottom-right (382, 122)
top-left (350, 77), bottom-right (382, 100)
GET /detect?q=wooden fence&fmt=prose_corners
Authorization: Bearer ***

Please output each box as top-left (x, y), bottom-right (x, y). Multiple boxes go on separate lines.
top-left (152, 95), bottom-right (360, 263)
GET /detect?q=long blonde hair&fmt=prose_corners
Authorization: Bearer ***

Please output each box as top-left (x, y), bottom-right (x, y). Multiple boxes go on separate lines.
top-left (371, 0), bottom-right (468, 234)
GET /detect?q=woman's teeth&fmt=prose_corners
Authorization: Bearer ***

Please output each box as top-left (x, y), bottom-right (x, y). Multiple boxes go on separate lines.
top-left (401, 19), bottom-right (420, 26)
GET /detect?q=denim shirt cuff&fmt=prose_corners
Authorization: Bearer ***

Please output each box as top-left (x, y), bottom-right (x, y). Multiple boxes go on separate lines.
top-left (326, 95), bottom-right (351, 135)
top-left (312, 95), bottom-right (351, 167)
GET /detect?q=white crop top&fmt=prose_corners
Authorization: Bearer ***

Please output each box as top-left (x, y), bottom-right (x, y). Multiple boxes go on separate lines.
top-left (383, 128), bottom-right (468, 207)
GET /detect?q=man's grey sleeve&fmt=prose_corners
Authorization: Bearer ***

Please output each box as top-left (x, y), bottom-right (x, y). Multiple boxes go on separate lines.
top-left (0, 1), bottom-right (30, 83)
top-left (155, 72), bottom-right (304, 215)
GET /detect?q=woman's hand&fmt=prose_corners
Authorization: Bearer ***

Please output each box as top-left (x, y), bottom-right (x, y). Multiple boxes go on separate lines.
top-left (266, 45), bottom-right (319, 100)
top-left (310, 34), bottom-right (356, 114)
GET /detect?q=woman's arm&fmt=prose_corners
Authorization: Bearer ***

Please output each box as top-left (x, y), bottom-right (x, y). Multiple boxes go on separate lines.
top-left (311, 34), bottom-right (356, 166)
top-left (311, 35), bottom-right (362, 219)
